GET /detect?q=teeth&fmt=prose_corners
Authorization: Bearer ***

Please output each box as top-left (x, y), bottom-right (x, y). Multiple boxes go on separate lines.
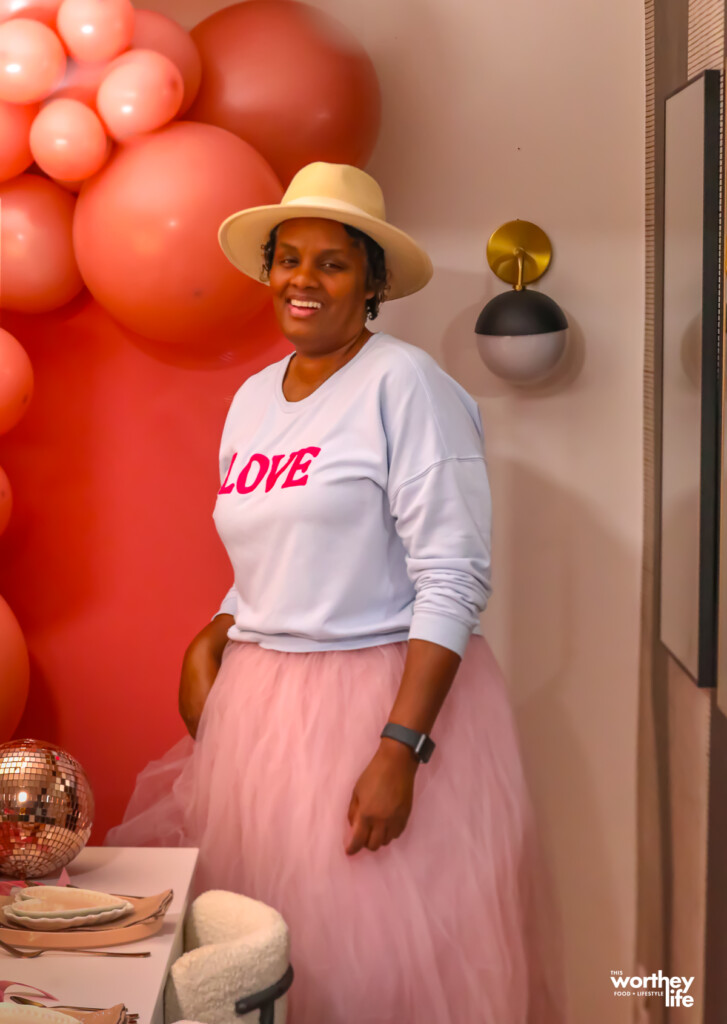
top-left (289, 299), bottom-right (321, 309)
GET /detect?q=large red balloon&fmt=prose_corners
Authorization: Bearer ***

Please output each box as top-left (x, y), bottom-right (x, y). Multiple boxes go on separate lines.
top-left (0, 595), bottom-right (29, 742)
top-left (131, 10), bottom-right (201, 116)
top-left (73, 121), bottom-right (283, 346)
top-left (0, 175), bottom-right (83, 313)
top-left (0, 329), bottom-right (33, 434)
top-left (188, 1), bottom-right (381, 185)
top-left (0, 99), bottom-right (38, 183)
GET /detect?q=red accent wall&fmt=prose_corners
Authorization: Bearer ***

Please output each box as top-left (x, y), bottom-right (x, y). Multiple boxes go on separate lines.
top-left (0, 295), bottom-right (290, 842)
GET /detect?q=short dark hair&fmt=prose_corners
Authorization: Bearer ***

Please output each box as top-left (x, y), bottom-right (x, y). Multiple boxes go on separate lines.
top-left (261, 222), bottom-right (390, 320)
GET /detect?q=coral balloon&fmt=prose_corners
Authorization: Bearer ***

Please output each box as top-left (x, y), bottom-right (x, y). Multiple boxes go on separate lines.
top-left (0, 99), bottom-right (37, 182)
top-left (0, 174), bottom-right (83, 313)
top-left (56, 0), bottom-right (134, 63)
top-left (52, 58), bottom-right (107, 109)
top-left (0, 0), bottom-right (62, 28)
top-left (97, 50), bottom-right (182, 139)
top-left (0, 596), bottom-right (29, 742)
top-left (0, 466), bottom-right (11, 536)
top-left (130, 10), bottom-right (201, 116)
top-left (0, 329), bottom-right (32, 434)
top-left (0, 18), bottom-right (65, 103)
top-left (188, 1), bottom-right (381, 184)
top-left (74, 122), bottom-right (282, 345)
top-left (30, 98), bottom-right (107, 180)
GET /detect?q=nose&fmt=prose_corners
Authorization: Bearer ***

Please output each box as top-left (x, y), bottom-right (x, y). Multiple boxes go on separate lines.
top-left (289, 257), bottom-right (318, 288)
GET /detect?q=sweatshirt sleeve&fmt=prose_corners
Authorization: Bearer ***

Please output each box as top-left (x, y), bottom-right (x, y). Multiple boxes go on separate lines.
top-left (213, 584), bottom-right (238, 620)
top-left (383, 350), bottom-right (492, 657)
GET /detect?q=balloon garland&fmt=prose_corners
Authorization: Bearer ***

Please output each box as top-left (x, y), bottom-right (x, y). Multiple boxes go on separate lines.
top-left (0, 0), bottom-right (381, 340)
top-left (0, 1), bottom-right (381, 736)
top-left (0, 329), bottom-right (32, 740)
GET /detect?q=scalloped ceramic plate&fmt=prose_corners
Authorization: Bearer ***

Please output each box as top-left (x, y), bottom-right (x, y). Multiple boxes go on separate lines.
top-left (12, 887), bottom-right (131, 918)
top-left (2, 903), bottom-right (133, 931)
top-left (0, 1007), bottom-right (76, 1024)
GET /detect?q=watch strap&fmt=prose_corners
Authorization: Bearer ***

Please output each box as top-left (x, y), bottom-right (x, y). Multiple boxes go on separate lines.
top-left (380, 722), bottom-right (436, 763)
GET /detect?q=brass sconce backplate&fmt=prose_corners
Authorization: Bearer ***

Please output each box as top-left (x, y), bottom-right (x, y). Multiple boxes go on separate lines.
top-left (486, 220), bottom-right (552, 288)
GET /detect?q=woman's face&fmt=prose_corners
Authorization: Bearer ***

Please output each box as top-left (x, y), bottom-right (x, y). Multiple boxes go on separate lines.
top-left (268, 218), bottom-right (375, 354)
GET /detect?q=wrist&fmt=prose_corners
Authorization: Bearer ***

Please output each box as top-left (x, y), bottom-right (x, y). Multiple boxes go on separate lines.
top-left (378, 736), bottom-right (420, 768)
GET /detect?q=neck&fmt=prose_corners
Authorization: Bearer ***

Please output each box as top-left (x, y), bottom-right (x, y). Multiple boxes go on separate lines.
top-left (290, 326), bottom-right (373, 383)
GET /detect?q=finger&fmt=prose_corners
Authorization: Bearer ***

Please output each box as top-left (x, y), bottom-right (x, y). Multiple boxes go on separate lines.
top-left (345, 815), bottom-right (372, 856)
top-left (387, 814), bottom-right (408, 841)
top-left (367, 822), bottom-right (389, 852)
top-left (347, 792), bottom-right (358, 827)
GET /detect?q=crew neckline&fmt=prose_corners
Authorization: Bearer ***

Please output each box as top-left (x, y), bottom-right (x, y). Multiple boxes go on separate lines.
top-left (275, 331), bottom-right (384, 412)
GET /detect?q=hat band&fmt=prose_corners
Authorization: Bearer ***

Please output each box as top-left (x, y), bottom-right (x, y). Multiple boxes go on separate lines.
top-left (282, 195), bottom-right (386, 222)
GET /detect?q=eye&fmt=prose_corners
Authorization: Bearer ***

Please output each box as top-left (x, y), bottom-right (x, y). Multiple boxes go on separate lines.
top-left (322, 261), bottom-right (344, 270)
top-left (277, 256), bottom-right (297, 266)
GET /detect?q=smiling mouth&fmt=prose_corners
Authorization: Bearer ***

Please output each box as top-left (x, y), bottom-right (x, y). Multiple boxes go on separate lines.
top-left (287, 298), bottom-right (323, 318)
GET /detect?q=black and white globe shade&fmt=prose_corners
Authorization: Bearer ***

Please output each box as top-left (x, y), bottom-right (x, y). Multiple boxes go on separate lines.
top-left (475, 289), bottom-right (568, 384)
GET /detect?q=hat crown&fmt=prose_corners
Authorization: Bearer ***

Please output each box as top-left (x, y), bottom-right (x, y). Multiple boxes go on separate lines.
top-left (281, 162), bottom-right (386, 220)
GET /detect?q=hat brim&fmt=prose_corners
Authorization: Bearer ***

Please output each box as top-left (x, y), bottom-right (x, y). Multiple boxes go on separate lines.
top-left (218, 200), bottom-right (433, 301)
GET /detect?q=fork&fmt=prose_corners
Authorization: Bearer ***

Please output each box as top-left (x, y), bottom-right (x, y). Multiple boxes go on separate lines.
top-left (0, 936), bottom-right (150, 959)
top-left (10, 996), bottom-right (139, 1020)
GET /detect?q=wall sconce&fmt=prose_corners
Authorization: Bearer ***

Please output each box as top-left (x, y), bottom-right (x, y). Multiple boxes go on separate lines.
top-left (475, 220), bottom-right (568, 384)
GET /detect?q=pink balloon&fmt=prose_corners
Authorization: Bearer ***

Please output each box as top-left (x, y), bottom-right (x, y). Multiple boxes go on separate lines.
top-left (56, 0), bottom-right (134, 62)
top-left (0, 328), bottom-right (33, 434)
top-left (0, 174), bottom-right (83, 312)
top-left (97, 49), bottom-right (182, 139)
top-left (0, 98), bottom-right (37, 182)
top-left (0, 594), bottom-right (30, 742)
top-left (188, 1), bottom-right (381, 185)
top-left (0, 0), bottom-right (62, 27)
top-left (51, 57), bottom-right (108, 109)
top-left (130, 10), bottom-right (201, 116)
top-left (74, 121), bottom-right (282, 344)
top-left (0, 465), bottom-right (11, 536)
top-left (0, 18), bottom-right (65, 103)
top-left (30, 97), bottom-right (107, 180)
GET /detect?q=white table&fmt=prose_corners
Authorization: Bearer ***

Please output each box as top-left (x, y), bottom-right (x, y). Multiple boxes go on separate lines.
top-left (1, 846), bottom-right (199, 1024)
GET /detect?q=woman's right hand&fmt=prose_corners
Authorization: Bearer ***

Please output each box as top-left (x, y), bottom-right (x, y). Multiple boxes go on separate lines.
top-left (179, 613), bottom-right (234, 739)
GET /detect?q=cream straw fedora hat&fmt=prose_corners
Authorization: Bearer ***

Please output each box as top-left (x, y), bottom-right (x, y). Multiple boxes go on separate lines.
top-left (218, 162), bottom-right (433, 300)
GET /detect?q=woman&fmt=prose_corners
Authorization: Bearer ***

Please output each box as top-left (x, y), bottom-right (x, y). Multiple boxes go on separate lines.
top-left (108, 162), bottom-right (565, 1023)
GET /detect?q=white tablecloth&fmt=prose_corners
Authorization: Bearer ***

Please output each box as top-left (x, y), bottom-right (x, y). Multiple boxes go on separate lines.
top-left (0, 846), bottom-right (199, 1024)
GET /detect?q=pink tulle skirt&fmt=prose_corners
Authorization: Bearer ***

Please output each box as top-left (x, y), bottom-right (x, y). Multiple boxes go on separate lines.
top-left (106, 636), bottom-right (567, 1024)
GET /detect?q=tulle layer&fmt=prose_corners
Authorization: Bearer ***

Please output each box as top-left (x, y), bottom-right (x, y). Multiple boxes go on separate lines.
top-left (107, 636), bottom-right (566, 1024)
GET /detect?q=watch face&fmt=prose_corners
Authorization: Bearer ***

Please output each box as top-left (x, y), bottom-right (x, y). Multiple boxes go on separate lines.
top-left (414, 735), bottom-right (435, 763)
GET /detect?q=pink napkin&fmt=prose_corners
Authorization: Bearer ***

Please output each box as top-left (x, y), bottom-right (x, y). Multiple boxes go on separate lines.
top-left (0, 980), bottom-right (57, 1001)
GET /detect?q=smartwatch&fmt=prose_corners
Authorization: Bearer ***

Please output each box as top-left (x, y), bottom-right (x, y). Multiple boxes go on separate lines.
top-left (380, 722), bottom-right (436, 763)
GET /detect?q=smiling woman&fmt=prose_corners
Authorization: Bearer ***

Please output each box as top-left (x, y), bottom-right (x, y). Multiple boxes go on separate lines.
top-left (107, 162), bottom-right (566, 1024)
top-left (264, 219), bottom-right (381, 399)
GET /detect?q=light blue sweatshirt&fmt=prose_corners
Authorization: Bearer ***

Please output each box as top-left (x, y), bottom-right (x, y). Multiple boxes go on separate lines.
top-left (213, 332), bottom-right (492, 657)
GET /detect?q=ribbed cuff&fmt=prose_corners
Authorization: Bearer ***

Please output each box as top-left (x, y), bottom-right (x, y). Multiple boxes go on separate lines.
top-left (408, 611), bottom-right (472, 658)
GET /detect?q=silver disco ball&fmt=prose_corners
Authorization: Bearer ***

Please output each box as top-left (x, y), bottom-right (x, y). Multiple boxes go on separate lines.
top-left (0, 739), bottom-right (94, 879)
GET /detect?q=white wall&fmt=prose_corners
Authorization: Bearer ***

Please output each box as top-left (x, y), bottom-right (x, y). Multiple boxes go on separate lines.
top-left (370, 8), bottom-right (645, 1021)
top-left (147, 0), bottom-right (646, 1019)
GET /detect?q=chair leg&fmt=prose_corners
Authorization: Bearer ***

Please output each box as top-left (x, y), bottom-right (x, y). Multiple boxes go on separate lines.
top-left (235, 963), bottom-right (295, 1021)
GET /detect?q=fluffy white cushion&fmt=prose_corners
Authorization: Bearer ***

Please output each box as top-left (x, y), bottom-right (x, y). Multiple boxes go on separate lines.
top-left (165, 889), bottom-right (290, 1024)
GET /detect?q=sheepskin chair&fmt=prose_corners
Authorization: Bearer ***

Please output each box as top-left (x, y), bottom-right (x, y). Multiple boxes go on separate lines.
top-left (164, 889), bottom-right (291, 1024)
